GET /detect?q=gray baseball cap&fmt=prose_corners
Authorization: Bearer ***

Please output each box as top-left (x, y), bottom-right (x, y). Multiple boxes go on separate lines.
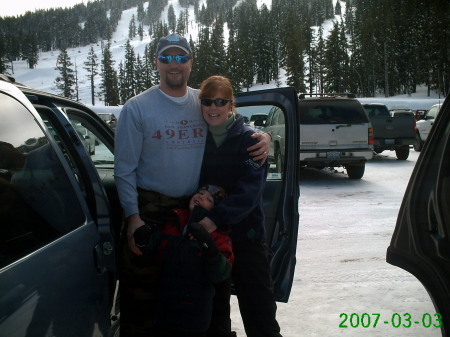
top-left (156, 34), bottom-right (192, 55)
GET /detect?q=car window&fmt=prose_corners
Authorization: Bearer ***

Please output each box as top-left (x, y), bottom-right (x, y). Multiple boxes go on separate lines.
top-left (363, 105), bottom-right (390, 117)
top-left (0, 92), bottom-right (85, 268)
top-left (66, 113), bottom-right (115, 168)
top-left (300, 100), bottom-right (369, 124)
top-left (237, 105), bottom-right (285, 179)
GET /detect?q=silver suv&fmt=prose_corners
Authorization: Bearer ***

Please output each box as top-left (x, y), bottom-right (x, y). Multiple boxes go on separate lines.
top-left (298, 94), bottom-right (374, 179)
top-left (98, 112), bottom-right (118, 131)
top-left (255, 93), bottom-right (374, 179)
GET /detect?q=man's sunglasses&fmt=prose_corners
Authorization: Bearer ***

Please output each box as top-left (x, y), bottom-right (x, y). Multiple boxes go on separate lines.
top-left (157, 55), bottom-right (191, 64)
top-left (200, 98), bottom-right (231, 107)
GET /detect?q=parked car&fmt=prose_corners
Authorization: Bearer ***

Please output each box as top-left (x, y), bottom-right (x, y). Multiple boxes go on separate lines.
top-left (414, 103), bottom-right (443, 151)
top-left (98, 112), bottom-right (118, 131)
top-left (414, 109), bottom-right (428, 120)
top-left (253, 93), bottom-right (373, 179)
top-left (0, 76), bottom-right (300, 335)
top-left (298, 93), bottom-right (373, 179)
top-left (74, 122), bottom-right (96, 154)
top-left (0, 75), bottom-right (119, 337)
top-left (249, 113), bottom-right (268, 129)
top-left (386, 94), bottom-right (450, 335)
top-left (253, 106), bottom-right (285, 174)
top-left (362, 102), bottom-right (417, 160)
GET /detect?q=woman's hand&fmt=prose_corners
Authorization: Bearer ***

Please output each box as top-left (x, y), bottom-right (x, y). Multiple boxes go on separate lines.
top-left (126, 213), bottom-right (146, 255)
top-left (247, 132), bottom-right (271, 164)
top-left (198, 216), bottom-right (218, 233)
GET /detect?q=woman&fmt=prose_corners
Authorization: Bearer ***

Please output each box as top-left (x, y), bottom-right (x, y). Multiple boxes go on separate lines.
top-left (198, 75), bottom-right (282, 337)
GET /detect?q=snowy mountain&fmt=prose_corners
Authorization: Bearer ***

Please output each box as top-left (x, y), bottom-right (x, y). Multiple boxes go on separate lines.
top-left (10, 0), bottom-right (443, 111)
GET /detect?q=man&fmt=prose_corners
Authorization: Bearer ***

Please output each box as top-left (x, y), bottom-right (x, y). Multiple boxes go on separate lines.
top-left (114, 33), bottom-right (270, 337)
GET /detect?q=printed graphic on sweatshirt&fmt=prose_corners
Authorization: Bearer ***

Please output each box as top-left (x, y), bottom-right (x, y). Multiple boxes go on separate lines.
top-left (152, 119), bottom-right (206, 150)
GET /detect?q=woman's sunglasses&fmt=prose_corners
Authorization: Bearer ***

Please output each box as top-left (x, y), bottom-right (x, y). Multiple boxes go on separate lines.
top-left (200, 98), bottom-right (231, 107)
top-left (157, 55), bottom-right (191, 64)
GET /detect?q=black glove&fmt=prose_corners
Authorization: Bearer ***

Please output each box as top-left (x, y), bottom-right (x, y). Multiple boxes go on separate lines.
top-left (189, 205), bottom-right (208, 223)
top-left (133, 223), bottom-right (160, 255)
top-left (187, 222), bottom-right (218, 258)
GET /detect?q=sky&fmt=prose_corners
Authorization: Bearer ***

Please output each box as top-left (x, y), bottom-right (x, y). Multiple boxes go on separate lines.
top-left (0, 0), bottom-right (88, 18)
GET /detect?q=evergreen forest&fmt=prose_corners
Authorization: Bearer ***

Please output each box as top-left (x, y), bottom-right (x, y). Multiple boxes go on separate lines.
top-left (0, 0), bottom-right (448, 105)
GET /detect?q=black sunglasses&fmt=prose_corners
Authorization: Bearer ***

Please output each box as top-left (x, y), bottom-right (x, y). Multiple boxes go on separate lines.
top-left (158, 54), bottom-right (191, 64)
top-left (200, 98), bottom-right (231, 107)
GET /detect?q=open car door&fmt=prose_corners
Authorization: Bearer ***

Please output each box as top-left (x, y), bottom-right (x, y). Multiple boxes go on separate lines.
top-left (235, 87), bottom-right (300, 302)
top-left (386, 94), bottom-right (450, 335)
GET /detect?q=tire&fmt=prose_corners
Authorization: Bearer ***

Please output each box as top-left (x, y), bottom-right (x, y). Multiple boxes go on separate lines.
top-left (346, 164), bottom-right (365, 179)
top-left (395, 146), bottom-right (409, 160)
top-left (413, 132), bottom-right (423, 152)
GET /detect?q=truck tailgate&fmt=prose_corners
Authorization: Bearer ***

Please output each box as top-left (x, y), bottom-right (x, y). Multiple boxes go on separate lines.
top-left (300, 124), bottom-right (369, 150)
top-left (370, 116), bottom-right (416, 139)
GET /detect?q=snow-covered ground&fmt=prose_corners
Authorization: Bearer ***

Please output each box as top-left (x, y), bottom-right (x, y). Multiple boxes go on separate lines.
top-left (230, 150), bottom-right (441, 337)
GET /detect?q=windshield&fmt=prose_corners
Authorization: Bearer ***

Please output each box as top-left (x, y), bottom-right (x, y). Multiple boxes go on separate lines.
top-left (300, 100), bottom-right (369, 124)
top-left (363, 104), bottom-right (390, 117)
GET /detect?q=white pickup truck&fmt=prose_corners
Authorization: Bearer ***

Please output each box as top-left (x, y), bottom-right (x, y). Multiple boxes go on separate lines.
top-left (414, 103), bottom-right (442, 151)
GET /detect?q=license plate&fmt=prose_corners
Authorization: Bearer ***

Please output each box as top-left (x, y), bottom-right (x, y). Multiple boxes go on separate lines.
top-left (327, 151), bottom-right (341, 159)
top-left (385, 139), bottom-right (395, 145)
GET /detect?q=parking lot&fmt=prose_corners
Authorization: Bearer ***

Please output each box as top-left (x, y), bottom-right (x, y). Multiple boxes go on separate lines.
top-left (230, 150), bottom-right (441, 337)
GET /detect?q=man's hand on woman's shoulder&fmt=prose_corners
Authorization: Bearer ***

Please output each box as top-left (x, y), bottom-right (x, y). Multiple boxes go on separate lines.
top-left (247, 132), bottom-right (271, 164)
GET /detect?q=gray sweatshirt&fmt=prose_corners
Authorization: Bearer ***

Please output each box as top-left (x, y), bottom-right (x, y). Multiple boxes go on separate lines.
top-left (114, 86), bottom-right (206, 217)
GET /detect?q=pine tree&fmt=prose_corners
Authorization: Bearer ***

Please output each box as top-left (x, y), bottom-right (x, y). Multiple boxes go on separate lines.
top-left (118, 61), bottom-right (127, 104)
top-left (134, 54), bottom-right (146, 95)
top-left (83, 46), bottom-right (99, 105)
top-left (54, 48), bottom-right (75, 98)
top-left (314, 26), bottom-right (326, 94)
top-left (22, 32), bottom-right (39, 69)
top-left (138, 23), bottom-right (144, 41)
top-left (225, 26), bottom-right (242, 92)
top-left (100, 41), bottom-right (120, 106)
top-left (168, 5), bottom-right (176, 32)
top-left (191, 27), bottom-right (213, 87)
top-left (210, 17), bottom-right (226, 75)
top-left (128, 15), bottom-right (137, 39)
top-left (143, 44), bottom-right (155, 89)
top-left (0, 34), bottom-right (10, 74)
top-left (137, 2), bottom-right (145, 22)
top-left (255, 4), bottom-right (275, 85)
top-left (123, 40), bottom-right (136, 100)
top-left (233, 1), bottom-right (258, 91)
top-left (323, 21), bottom-right (349, 93)
top-left (335, 1), bottom-right (342, 15)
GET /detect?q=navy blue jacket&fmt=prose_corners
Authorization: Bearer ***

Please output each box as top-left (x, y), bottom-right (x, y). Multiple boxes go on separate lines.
top-left (199, 114), bottom-right (268, 242)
